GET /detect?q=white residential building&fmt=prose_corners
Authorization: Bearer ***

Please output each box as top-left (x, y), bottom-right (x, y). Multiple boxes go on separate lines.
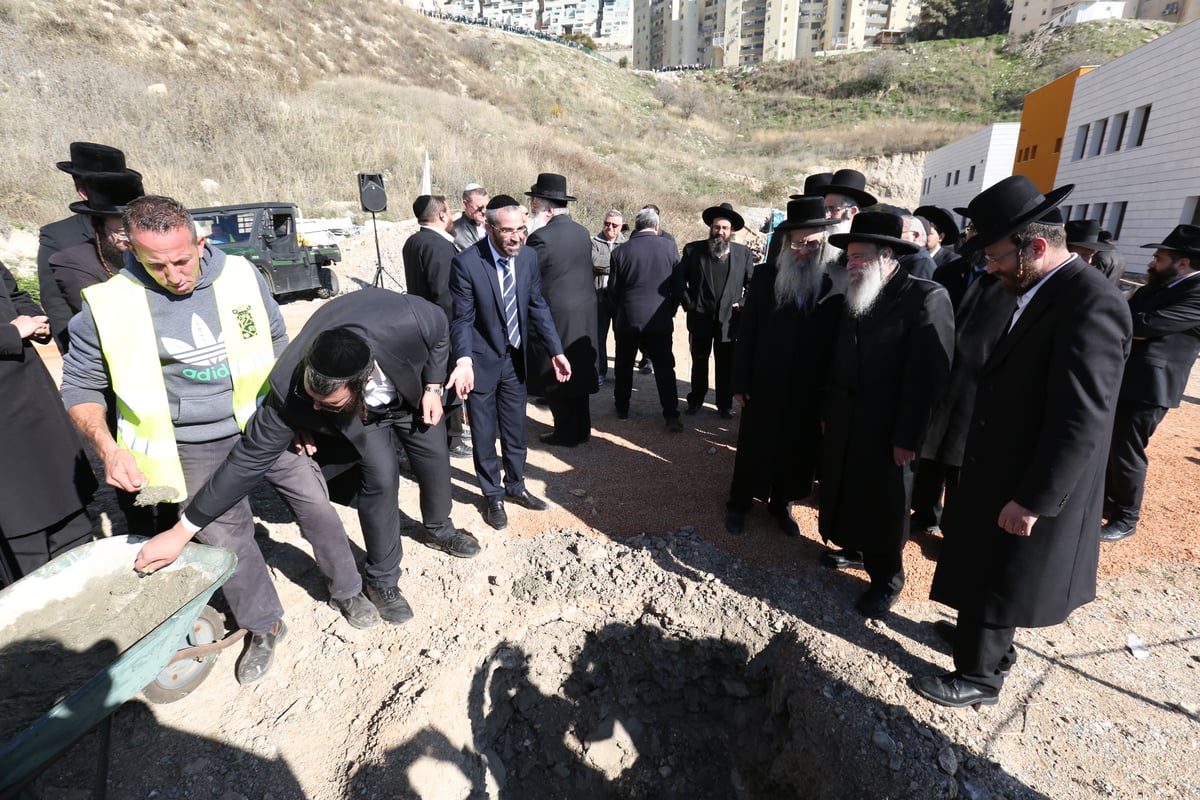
top-left (918, 123), bottom-right (1021, 228)
top-left (1054, 19), bottom-right (1200, 274)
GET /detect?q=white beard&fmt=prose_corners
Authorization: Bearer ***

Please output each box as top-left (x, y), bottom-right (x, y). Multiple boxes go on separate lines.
top-left (845, 260), bottom-right (887, 318)
top-left (774, 248), bottom-right (827, 309)
top-left (829, 218), bottom-right (852, 235)
top-left (526, 211), bottom-right (551, 235)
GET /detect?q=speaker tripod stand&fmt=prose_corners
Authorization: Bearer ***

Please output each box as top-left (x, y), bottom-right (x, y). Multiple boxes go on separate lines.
top-left (368, 210), bottom-right (401, 289)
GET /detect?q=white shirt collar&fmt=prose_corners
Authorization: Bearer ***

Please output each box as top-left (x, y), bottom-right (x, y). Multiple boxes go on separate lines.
top-left (420, 223), bottom-right (455, 243)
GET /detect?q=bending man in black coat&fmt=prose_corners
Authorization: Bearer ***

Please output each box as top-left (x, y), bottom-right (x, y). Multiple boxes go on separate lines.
top-left (136, 289), bottom-right (479, 626)
top-left (1101, 224), bottom-right (1200, 542)
top-left (916, 176), bottom-right (1131, 709)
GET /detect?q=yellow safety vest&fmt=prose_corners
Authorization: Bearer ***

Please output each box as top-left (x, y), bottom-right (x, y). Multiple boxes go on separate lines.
top-left (83, 256), bottom-right (276, 503)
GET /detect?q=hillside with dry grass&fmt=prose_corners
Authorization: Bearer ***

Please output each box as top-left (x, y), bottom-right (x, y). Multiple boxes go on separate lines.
top-left (0, 3), bottom-right (1171, 258)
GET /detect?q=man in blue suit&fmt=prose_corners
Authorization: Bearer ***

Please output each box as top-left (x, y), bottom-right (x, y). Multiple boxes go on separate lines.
top-left (447, 196), bottom-right (571, 530)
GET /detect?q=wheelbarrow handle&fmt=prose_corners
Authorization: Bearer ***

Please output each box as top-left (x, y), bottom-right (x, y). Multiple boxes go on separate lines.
top-left (166, 628), bottom-right (248, 665)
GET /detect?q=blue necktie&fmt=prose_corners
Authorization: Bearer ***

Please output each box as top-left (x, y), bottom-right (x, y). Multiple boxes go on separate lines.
top-left (498, 257), bottom-right (521, 348)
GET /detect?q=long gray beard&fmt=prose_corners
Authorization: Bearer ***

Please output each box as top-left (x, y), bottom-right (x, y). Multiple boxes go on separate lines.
top-left (829, 218), bottom-right (852, 235)
top-left (845, 261), bottom-right (886, 318)
top-left (708, 237), bottom-right (730, 260)
top-left (774, 248), bottom-right (827, 309)
top-left (526, 212), bottom-right (549, 235)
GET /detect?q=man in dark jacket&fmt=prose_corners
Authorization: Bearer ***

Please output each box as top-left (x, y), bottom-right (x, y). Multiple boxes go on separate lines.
top-left (680, 203), bottom-right (753, 418)
top-left (818, 213), bottom-right (954, 619)
top-left (725, 196), bottom-right (841, 537)
top-left (915, 176), bottom-right (1131, 709)
top-left (1101, 224), bottom-right (1200, 542)
top-left (403, 194), bottom-right (471, 458)
top-left (605, 206), bottom-right (684, 430)
top-left (38, 142), bottom-right (141, 353)
top-left (524, 173), bottom-right (599, 447)
top-left (0, 260), bottom-right (96, 587)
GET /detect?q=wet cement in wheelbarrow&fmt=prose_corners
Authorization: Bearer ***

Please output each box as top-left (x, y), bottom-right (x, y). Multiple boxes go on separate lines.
top-left (0, 566), bottom-right (207, 742)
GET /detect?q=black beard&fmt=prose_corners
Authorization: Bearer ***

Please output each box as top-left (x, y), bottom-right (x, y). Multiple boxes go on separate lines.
top-left (1145, 264), bottom-right (1179, 288)
top-left (98, 239), bottom-right (126, 274)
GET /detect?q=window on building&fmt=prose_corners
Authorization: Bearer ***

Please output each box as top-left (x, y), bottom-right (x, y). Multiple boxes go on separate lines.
top-left (1073, 124), bottom-right (1090, 160)
top-left (1093, 203), bottom-right (1107, 228)
top-left (946, 174), bottom-right (951, 187)
top-left (1165, 2), bottom-right (1180, 14)
top-left (1061, 205), bottom-right (1072, 220)
top-left (1089, 118), bottom-right (1107, 157)
top-left (1110, 202), bottom-right (1127, 238)
top-left (968, 165), bottom-right (976, 181)
top-left (1055, 137), bottom-right (1063, 153)
top-left (1108, 112), bottom-right (1128, 153)
top-left (1130, 104), bottom-right (1152, 147)
top-left (1031, 145), bottom-right (1037, 159)
top-left (1075, 204), bottom-right (1088, 220)
top-left (954, 170), bottom-right (960, 185)
top-left (1185, 197), bottom-right (1200, 227)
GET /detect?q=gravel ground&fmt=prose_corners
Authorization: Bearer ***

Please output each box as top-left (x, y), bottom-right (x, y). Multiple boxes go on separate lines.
top-left (18, 225), bottom-right (1200, 799)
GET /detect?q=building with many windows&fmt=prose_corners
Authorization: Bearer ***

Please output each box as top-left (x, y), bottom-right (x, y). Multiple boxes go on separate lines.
top-left (1012, 67), bottom-right (1095, 192)
top-left (918, 124), bottom-right (1020, 229)
top-left (1009, 0), bottom-right (1199, 35)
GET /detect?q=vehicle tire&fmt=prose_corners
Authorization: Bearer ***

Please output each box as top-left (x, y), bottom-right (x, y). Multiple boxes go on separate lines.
top-left (317, 267), bottom-right (340, 299)
top-left (141, 605), bottom-right (225, 704)
top-left (257, 267), bottom-right (278, 298)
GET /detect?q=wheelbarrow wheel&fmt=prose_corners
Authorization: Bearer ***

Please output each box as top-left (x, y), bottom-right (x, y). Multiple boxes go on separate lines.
top-left (142, 605), bottom-right (225, 704)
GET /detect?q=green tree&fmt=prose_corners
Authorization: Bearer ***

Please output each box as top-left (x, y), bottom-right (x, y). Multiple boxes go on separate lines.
top-left (917, 0), bottom-right (1011, 40)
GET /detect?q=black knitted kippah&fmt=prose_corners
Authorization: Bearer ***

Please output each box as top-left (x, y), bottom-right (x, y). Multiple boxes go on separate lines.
top-left (486, 194), bottom-right (520, 210)
top-left (307, 328), bottom-right (371, 379)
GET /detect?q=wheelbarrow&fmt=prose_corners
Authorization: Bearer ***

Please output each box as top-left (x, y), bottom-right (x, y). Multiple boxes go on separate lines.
top-left (0, 535), bottom-right (242, 798)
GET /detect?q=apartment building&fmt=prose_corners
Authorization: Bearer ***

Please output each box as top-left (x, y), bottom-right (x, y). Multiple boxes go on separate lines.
top-left (918, 123), bottom-right (1021, 228)
top-left (1009, 0), bottom-right (1199, 35)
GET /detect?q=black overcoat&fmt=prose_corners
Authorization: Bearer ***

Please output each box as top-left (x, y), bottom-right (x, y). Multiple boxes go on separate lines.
top-left (731, 264), bottom-right (841, 503)
top-left (49, 240), bottom-right (116, 320)
top-left (818, 270), bottom-right (954, 551)
top-left (37, 213), bottom-right (93, 353)
top-left (525, 214), bottom-right (599, 398)
top-left (930, 258), bottom-right (1132, 628)
top-left (0, 261), bottom-right (96, 536)
top-left (919, 274), bottom-right (1016, 467)
top-left (1117, 274), bottom-right (1200, 409)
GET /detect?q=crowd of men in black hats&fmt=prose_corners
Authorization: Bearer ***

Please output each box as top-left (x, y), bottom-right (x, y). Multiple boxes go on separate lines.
top-left (4, 145), bottom-right (1199, 707)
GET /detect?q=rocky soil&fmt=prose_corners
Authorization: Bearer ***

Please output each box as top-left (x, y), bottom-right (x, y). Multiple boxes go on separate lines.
top-left (13, 225), bottom-right (1200, 799)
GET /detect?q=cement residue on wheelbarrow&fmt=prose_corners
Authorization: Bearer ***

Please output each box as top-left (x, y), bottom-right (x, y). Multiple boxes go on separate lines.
top-left (0, 556), bottom-right (207, 741)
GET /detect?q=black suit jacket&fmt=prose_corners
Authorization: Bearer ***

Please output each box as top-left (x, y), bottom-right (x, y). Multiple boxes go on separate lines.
top-left (898, 250), bottom-right (937, 280)
top-left (38, 214), bottom-right (94, 353)
top-left (606, 230), bottom-right (683, 333)
top-left (450, 239), bottom-right (562, 392)
top-left (680, 240), bottom-right (753, 341)
top-left (402, 226), bottom-right (457, 321)
top-left (1118, 273), bottom-right (1200, 409)
top-left (183, 288), bottom-right (450, 527)
top-left (932, 257), bottom-right (1132, 627)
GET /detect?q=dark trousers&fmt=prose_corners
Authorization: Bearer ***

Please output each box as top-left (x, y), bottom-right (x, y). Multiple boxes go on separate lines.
top-left (596, 292), bottom-right (612, 380)
top-left (687, 329), bottom-right (735, 411)
top-left (467, 351), bottom-right (529, 501)
top-left (952, 615), bottom-right (1017, 692)
top-left (1105, 404), bottom-right (1167, 526)
top-left (863, 541), bottom-right (906, 595)
top-left (613, 329), bottom-right (679, 419)
top-left (357, 406), bottom-right (456, 587)
top-left (0, 509), bottom-right (94, 588)
top-left (446, 405), bottom-right (466, 450)
top-left (910, 459), bottom-right (960, 531)
top-left (547, 394), bottom-right (592, 443)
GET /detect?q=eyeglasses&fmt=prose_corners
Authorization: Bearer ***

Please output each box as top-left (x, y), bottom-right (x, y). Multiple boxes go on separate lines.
top-left (789, 239), bottom-right (824, 250)
top-left (602, 222), bottom-right (622, 228)
top-left (824, 205), bottom-right (851, 218)
top-left (983, 246), bottom-right (1022, 266)
top-left (104, 226), bottom-right (129, 242)
top-left (965, 223), bottom-right (977, 234)
top-left (493, 226), bottom-right (527, 236)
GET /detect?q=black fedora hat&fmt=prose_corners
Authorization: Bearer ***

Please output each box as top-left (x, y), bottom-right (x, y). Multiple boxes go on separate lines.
top-left (828, 211), bottom-right (919, 254)
top-left (775, 196), bottom-right (838, 234)
top-left (524, 172), bottom-right (576, 203)
top-left (914, 205), bottom-right (960, 247)
top-left (813, 168), bottom-right (876, 207)
top-left (958, 175), bottom-right (1073, 255)
top-left (1065, 219), bottom-right (1114, 252)
top-left (789, 172), bottom-right (835, 200)
top-left (1141, 224), bottom-right (1200, 257)
top-left (702, 202), bottom-right (745, 232)
top-left (56, 142), bottom-right (140, 178)
top-left (68, 171), bottom-right (145, 217)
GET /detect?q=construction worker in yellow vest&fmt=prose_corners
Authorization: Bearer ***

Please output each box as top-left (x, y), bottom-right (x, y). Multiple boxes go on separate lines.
top-left (61, 195), bottom-right (378, 685)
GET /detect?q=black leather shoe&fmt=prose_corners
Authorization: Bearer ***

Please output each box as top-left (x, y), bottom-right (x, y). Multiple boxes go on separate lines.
top-left (539, 432), bottom-right (578, 447)
top-left (911, 672), bottom-right (999, 708)
top-left (1100, 521), bottom-right (1136, 542)
top-left (236, 619), bottom-right (287, 684)
top-left (329, 593), bottom-right (382, 629)
top-left (683, 403), bottom-right (700, 415)
top-left (448, 443), bottom-right (474, 459)
top-left (639, 361), bottom-right (654, 375)
top-left (718, 408), bottom-right (735, 420)
top-left (770, 507), bottom-right (800, 538)
top-left (365, 584), bottom-right (415, 625)
top-left (820, 549), bottom-right (865, 570)
top-left (725, 508), bottom-right (745, 535)
top-left (855, 586), bottom-right (899, 619)
top-left (419, 529), bottom-right (481, 558)
top-left (486, 500), bottom-right (508, 530)
top-left (506, 490), bottom-right (549, 511)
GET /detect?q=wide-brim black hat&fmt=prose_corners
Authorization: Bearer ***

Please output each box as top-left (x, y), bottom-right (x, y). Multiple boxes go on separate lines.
top-left (1065, 219), bottom-right (1114, 252)
top-left (1141, 223), bottom-right (1200, 257)
top-left (702, 202), bottom-right (745, 232)
top-left (914, 205), bottom-right (960, 247)
top-left (790, 172), bottom-right (835, 200)
top-left (56, 141), bottom-right (140, 178)
top-left (958, 175), bottom-right (1073, 256)
top-left (68, 171), bottom-right (145, 217)
top-left (775, 196), bottom-right (838, 233)
top-left (813, 168), bottom-right (877, 207)
top-left (524, 172), bottom-right (575, 202)
top-left (827, 211), bottom-right (919, 254)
